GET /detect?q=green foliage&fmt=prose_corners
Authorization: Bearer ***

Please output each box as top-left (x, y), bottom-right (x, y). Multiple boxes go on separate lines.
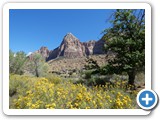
top-left (9, 74), bottom-right (34, 97)
top-left (103, 9), bottom-right (145, 85)
top-left (44, 73), bottom-right (62, 84)
top-left (86, 76), bottom-right (107, 86)
top-left (27, 53), bottom-right (49, 77)
top-left (84, 70), bottom-right (93, 79)
top-left (83, 57), bottom-right (101, 80)
top-left (9, 74), bottom-right (138, 109)
top-left (9, 50), bottom-right (28, 75)
top-left (84, 57), bottom-right (100, 71)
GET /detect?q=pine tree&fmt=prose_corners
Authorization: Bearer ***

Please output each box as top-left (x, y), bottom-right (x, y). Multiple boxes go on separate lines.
top-left (103, 9), bottom-right (145, 85)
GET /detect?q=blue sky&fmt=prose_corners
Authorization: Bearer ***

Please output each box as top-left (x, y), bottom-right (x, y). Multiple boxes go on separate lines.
top-left (9, 9), bottom-right (115, 54)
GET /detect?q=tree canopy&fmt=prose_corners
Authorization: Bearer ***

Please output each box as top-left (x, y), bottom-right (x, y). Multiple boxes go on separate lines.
top-left (9, 50), bottom-right (27, 75)
top-left (27, 53), bottom-right (49, 77)
top-left (103, 9), bottom-right (145, 85)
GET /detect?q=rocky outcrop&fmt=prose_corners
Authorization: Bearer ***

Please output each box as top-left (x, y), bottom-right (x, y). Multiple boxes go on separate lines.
top-left (28, 46), bottom-right (50, 60)
top-left (37, 46), bottom-right (50, 59)
top-left (47, 33), bottom-right (85, 60)
top-left (47, 47), bottom-right (59, 61)
top-left (93, 39), bottom-right (106, 54)
top-left (83, 40), bottom-right (96, 55)
top-left (32, 33), bottom-right (106, 61)
top-left (58, 33), bottom-right (85, 58)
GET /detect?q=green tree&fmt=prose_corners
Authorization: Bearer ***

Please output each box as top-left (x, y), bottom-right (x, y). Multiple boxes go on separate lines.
top-left (9, 50), bottom-right (15, 73)
top-left (28, 53), bottom-right (49, 77)
top-left (9, 50), bottom-right (27, 75)
top-left (84, 57), bottom-right (100, 71)
top-left (83, 57), bottom-right (100, 79)
top-left (103, 9), bottom-right (145, 85)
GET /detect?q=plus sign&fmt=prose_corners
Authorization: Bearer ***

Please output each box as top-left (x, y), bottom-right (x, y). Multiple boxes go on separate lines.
top-left (142, 93), bottom-right (153, 105)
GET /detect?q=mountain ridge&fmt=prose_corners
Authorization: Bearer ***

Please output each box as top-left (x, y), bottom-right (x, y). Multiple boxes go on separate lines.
top-left (29, 33), bottom-right (106, 61)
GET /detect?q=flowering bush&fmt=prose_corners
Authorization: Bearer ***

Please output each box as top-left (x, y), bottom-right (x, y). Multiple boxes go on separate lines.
top-left (10, 74), bottom-right (138, 109)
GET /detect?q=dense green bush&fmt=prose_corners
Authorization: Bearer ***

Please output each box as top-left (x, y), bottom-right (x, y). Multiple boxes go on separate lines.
top-left (84, 70), bottom-right (93, 79)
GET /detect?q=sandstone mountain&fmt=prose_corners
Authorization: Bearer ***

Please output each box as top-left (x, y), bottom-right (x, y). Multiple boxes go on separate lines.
top-left (47, 33), bottom-right (85, 60)
top-left (28, 46), bottom-right (50, 60)
top-left (30, 33), bottom-right (106, 61)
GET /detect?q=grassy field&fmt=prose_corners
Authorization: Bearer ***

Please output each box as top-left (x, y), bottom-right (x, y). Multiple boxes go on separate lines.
top-left (9, 73), bottom-right (144, 109)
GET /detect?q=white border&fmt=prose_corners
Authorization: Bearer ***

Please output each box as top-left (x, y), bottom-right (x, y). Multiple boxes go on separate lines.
top-left (3, 3), bottom-right (151, 115)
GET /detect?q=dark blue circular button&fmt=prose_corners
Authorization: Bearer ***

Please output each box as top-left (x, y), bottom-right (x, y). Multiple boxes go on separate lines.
top-left (139, 91), bottom-right (155, 107)
top-left (137, 89), bottom-right (158, 110)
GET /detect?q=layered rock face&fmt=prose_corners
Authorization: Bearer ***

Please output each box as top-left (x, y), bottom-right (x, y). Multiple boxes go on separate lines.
top-left (47, 33), bottom-right (85, 60)
top-left (32, 33), bottom-right (105, 61)
top-left (28, 46), bottom-right (50, 60)
top-left (83, 40), bottom-right (96, 55)
top-left (58, 33), bottom-right (85, 58)
top-left (93, 39), bottom-right (106, 54)
top-left (37, 46), bottom-right (50, 59)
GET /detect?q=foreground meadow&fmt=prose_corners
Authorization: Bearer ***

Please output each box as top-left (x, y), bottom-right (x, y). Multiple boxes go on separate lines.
top-left (9, 74), bottom-right (140, 109)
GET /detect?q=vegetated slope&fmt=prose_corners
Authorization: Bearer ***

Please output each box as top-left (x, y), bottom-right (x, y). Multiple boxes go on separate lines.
top-left (48, 54), bottom-right (107, 74)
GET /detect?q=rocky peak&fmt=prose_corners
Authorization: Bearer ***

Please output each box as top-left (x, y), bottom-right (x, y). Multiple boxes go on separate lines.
top-left (58, 33), bottom-right (85, 58)
top-left (64, 33), bottom-right (76, 40)
top-left (29, 46), bottom-right (50, 61)
top-left (35, 33), bottom-right (106, 61)
top-left (37, 46), bottom-right (50, 59)
top-left (62, 33), bottom-right (80, 45)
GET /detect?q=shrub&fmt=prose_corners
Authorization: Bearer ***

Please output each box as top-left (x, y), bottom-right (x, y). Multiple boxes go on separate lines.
top-left (84, 70), bottom-right (92, 79)
top-left (44, 74), bottom-right (62, 84)
top-left (9, 50), bottom-right (27, 75)
top-left (10, 74), bottom-right (138, 109)
top-left (9, 74), bottom-right (30, 97)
